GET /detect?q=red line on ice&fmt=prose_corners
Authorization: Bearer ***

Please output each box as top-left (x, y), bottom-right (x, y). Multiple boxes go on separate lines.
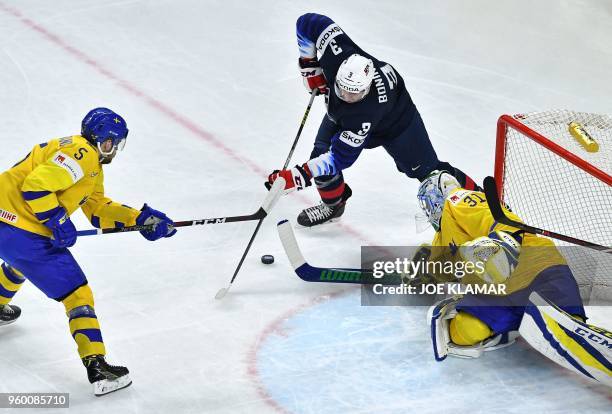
top-left (0, 2), bottom-right (264, 177)
top-left (246, 289), bottom-right (355, 413)
top-left (0, 2), bottom-right (375, 245)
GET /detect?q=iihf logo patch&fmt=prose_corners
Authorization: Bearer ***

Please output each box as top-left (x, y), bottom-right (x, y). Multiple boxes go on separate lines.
top-left (448, 190), bottom-right (469, 205)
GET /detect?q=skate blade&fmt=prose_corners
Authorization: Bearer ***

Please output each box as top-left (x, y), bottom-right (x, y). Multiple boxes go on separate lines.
top-left (93, 375), bottom-right (132, 396)
top-left (295, 216), bottom-right (343, 229)
top-left (0, 319), bottom-right (18, 327)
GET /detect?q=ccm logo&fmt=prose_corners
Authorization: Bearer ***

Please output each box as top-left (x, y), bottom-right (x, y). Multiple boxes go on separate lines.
top-left (194, 218), bottom-right (227, 225)
top-left (575, 327), bottom-right (612, 349)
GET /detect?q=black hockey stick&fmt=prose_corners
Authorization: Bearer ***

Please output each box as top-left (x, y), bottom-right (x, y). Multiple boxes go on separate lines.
top-left (277, 219), bottom-right (403, 285)
top-left (76, 184), bottom-right (284, 237)
top-left (215, 89), bottom-right (319, 299)
top-left (483, 176), bottom-right (612, 254)
top-left (277, 219), bottom-right (372, 283)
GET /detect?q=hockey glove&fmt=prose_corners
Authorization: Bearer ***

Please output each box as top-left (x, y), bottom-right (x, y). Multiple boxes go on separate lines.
top-left (136, 204), bottom-right (177, 241)
top-left (44, 208), bottom-right (77, 249)
top-left (299, 58), bottom-right (327, 94)
top-left (401, 243), bottom-right (433, 286)
top-left (459, 230), bottom-right (521, 284)
top-left (265, 164), bottom-right (312, 195)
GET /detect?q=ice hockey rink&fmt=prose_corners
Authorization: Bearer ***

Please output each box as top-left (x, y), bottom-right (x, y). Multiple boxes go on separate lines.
top-left (0, 0), bottom-right (611, 413)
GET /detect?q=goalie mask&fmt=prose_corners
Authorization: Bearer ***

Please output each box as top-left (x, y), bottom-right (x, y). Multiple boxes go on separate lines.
top-left (417, 170), bottom-right (460, 231)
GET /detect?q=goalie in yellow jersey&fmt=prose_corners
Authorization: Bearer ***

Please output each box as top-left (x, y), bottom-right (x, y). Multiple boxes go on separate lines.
top-left (0, 108), bottom-right (177, 396)
top-left (415, 171), bottom-right (611, 387)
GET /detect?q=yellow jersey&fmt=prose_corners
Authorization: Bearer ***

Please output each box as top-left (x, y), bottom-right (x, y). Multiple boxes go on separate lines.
top-left (430, 188), bottom-right (567, 294)
top-left (0, 135), bottom-right (140, 237)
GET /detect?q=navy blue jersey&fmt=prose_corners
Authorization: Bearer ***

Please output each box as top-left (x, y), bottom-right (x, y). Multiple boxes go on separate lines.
top-left (297, 13), bottom-right (417, 176)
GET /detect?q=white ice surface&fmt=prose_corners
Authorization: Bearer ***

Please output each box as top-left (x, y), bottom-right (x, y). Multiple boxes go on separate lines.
top-left (0, 1), bottom-right (610, 413)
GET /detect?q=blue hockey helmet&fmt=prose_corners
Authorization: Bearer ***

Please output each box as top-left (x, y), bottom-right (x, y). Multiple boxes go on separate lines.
top-left (81, 107), bottom-right (128, 157)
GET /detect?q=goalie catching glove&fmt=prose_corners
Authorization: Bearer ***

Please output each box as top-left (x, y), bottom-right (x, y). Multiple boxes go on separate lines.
top-left (459, 230), bottom-right (521, 284)
top-left (265, 164), bottom-right (312, 195)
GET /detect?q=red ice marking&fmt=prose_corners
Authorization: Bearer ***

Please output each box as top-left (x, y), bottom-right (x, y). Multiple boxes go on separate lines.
top-left (0, 2), bottom-right (265, 177)
top-left (0, 3), bottom-right (379, 247)
top-left (246, 288), bottom-right (355, 413)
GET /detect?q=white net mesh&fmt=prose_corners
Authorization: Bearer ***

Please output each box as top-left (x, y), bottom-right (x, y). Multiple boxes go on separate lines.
top-left (499, 110), bottom-right (612, 305)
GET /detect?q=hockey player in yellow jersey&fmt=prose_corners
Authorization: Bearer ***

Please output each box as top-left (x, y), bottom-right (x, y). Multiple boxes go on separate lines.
top-left (416, 171), bottom-right (611, 387)
top-left (0, 108), bottom-right (177, 396)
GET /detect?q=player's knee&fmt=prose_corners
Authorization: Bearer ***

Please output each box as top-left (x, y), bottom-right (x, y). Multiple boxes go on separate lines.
top-left (62, 284), bottom-right (95, 313)
top-left (450, 311), bottom-right (493, 346)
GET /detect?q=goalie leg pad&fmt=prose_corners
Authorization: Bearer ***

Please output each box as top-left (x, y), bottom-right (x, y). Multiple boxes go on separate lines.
top-left (427, 296), bottom-right (458, 361)
top-left (429, 297), bottom-right (518, 360)
top-left (520, 292), bottom-right (612, 387)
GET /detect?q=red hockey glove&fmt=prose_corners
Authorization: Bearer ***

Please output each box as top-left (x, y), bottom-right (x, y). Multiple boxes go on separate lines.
top-left (299, 58), bottom-right (327, 94)
top-left (265, 164), bottom-right (312, 194)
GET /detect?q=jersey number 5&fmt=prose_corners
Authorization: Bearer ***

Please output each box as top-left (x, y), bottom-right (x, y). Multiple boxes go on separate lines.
top-left (74, 147), bottom-right (88, 160)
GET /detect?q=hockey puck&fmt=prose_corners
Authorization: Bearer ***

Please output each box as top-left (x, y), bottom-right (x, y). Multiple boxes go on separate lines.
top-left (261, 254), bottom-right (275, 265)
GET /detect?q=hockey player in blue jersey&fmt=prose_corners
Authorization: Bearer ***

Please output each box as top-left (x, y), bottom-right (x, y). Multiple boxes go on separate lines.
top-left (266, 13), bottom-right (480, 227)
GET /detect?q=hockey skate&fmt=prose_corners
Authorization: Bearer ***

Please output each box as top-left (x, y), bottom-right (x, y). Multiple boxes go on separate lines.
top-left (83, 355), bottom-right (132, 396)
top-left (297, 184), bottom-right (352, 227)
top-left (0, 304), bottom-right (21, 326)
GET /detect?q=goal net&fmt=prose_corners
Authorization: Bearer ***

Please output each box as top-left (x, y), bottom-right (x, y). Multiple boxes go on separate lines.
top-left (495, 110), bottom-right (612, 305)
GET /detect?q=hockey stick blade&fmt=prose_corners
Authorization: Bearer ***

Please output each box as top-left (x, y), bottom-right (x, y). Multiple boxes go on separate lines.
top-left (277, 219), bottom-right (373, 283)
top-left (214, 287), bottom-right (228, 300)
top-left (483, 176), bottom-right (612, 253)
top-left (214, 179), bottom-right (286, 300)
top-left (261, 176), bottom-right (285, 213)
